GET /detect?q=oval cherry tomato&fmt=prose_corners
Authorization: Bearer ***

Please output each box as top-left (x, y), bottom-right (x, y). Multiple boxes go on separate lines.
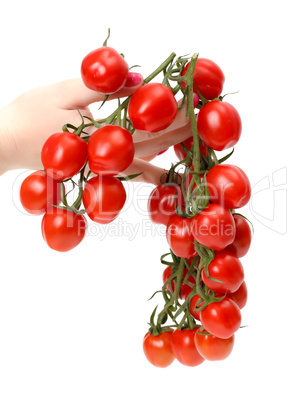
top-left (170, 328), bottom-right (205, 367)
top-left (189, 294), bottom-right (204, 321)
top-left (143, 331), bottom-right (175, 368)
top-left (166, 216), bottom-right (196, 258)
top-left (201, 251), bottom-right (244, 293)
top-left (225, 214), bottom-right (252, 258)
top-left (81, 46), bottom-right (129, 94)
top-left (207, 164), bottom-right (251, 209)
top-left (197, 101), bottom-right (241, 151)
top-left (228, 281), bottom-right (248, 309)
top-left (41, 208), bottom-right (87, 252)
top-left (181, 58), bottom-right (225, 100)
top-left (194, 328), bottom-right (234, 361)
top-left (191, 203), bottom-right (235, 251)
top-left (20, 170), bottom-right (61, 215)
top-left (200, 298), bottom-right (241, 339)
top-left (148, 183), bottom-right (184, 226)
top-left (87, 125), bottom-right (134, 175)
top-left (82, 176), bottom-right (126, 224)
top-left (162, 266), bottom-right (196, 300)
top-left (41, 132), bottom-right (88, 181)
top-left (174, 136), bottom-right (207, 160)
top-left (128, 83), bottom-right (178, 133)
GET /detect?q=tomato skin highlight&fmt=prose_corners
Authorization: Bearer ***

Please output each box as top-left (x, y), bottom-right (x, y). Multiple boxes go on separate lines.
top-left (170, 328), bottom-right (205, 367)
top-left (41, 132), bottom-right (88, 181)
top-left (87, 125), bottom-right (134, 175)
top-left (207, 164), bottom-right (251, 209)
top-left (143, 331), bottom-right (175, 368)
top-left (82, 176), bottom-right (126, 224)
top-left (41, 208), bottom-right (87, 252)
top-left (228, 281), bottom-right (248, 309)
top-left (191, 203), bottom-right (236, 251)
top-left (166, 216), bottom-right (196, 258)
top-left (194, 328), bottom-right (234, 361)
top-left (20, 170), bottom-right (61, 215)
top-left (181, 58), bottom-right (225, 100)
top-left (200, 298), bottom-right (241, 339)
top-left (81, 46), bottom-right (129, 94)
top-left (128, 83), bottom-right (178, 133)
top-left (225, 215), bottom-right (252, 258)
top-left (201, 251), bottom-right (244, 294)
top-left (197, 101), bottom-right (242, 151)
top-left (148, 184), bottom-right (184, 226)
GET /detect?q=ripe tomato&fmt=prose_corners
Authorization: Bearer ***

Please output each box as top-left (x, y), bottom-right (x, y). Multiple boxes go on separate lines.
top-left (166, 216), bottom-right (196, 258)
top-left (181, 58), bottom-right (225, 100)
top-left (41, 208), bottom-right (86, 252)
top-left (87, 125), bottom-right (134, 175)
top-left (20, 170), bottom-right (61, 215)
top-left (81, 46), bottom-right (129, 94)
top-left (225, 214), bottom-right (252, 258)
top-left (228, 281), bottom-right (248, 309)
top-left (170, 328), bottom-right (205, 367)
top-left (173, 136), bottom-right (207, 160)
top-left (148, 183), bottom-right (184, 226)
top-left (189, 294), bottom-right (204, 320)
top-left (191, 203), bottom-right (235, 251)
top-left (200, 298), bottom-right (241, 339)
top-left (143, 331), bottom-right (175, 368)
top-left (82, 176), bottom-right (126, 224)
top-left (207, 164), bottom-right (251, 209)
top-left (162, 266), bottom-right (196, 299)
top-left (194, 328), bottom-right (234, 361)
top-left (201, 251), bottom-right (244, 294)
top-left (128, 83), bottom-right (178, 133)
top-left (197, 101), bottom-right (242, 151)
top-left (41, 132), bottom-right (87, 181)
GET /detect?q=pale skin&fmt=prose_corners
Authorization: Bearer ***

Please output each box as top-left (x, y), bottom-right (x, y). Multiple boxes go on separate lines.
top-left (0, 75), bottom-right (193, 183)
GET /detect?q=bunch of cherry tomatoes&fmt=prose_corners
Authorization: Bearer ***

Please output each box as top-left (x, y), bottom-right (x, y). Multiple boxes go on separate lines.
top-left (19, 31), bottom-right (251, 367)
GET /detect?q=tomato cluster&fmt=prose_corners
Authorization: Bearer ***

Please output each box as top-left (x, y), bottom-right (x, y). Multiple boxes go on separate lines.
top-left (145, 56), bottom-right (251, 367)
top-left (18, 32), bottom-right (251, 367)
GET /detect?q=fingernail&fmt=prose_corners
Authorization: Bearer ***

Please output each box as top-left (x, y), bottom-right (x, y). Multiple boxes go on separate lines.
top-left (193, 92), bottom-right (200, 108)
top-left (124, 72), bottom-right (143, 87)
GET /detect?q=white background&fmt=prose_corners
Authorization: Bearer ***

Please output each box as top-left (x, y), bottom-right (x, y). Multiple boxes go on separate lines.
top-left (0, 1), bottom-right (296, 401)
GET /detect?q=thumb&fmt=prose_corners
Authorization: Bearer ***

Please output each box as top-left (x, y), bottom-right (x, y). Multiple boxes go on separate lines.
top-left (56, 73), bottom-right (143, 109)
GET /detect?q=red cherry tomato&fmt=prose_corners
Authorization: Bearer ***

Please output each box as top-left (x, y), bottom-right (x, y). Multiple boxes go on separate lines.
top-left (194, 328), bottom-right (234, 361)
top-left (148, 183), bottom-right (184, 226)
top-left (181, 58), bottom-right (225, 100)
top-left (166, 216), bottom-right (196, 258)
top-left (174, 136), bottom-right (207, 160)
top-left (225, 215), bottom-right (252, 258)
top-left (200, 298), bottom-right (241, 339)
top-left (82, 176), bottom-right (126, 224)
top-left (162, 266), bottom-right (196, 299)
top-left (228, 281), bottom-right (248, 309)
top-left (87, 125), bottom-right (134, 176)
top-left (207, 164), bottom-right (251, 209)
top-left (20, 170), bottom-right (61, 215)
top-left (143, 331), bottom-right (175, 368)
top-left (197, 101), bottom-right (242, 151)
top-left (191, 203), bottom-right (235, 251)
top-left (41, 132), bottom-right (88, 181)
top-left (189, 295), bottom-right (204, 320)
top-left (128, 83), bottom-right (178, 133)
top-left (81, 46), bottom-right (129, 94)
top-left (170, 328), bottom-right (205, 367)
top-left (41, 208), bottom-right (87, 252)
top-left (201, 251), bottom-right (244, 294)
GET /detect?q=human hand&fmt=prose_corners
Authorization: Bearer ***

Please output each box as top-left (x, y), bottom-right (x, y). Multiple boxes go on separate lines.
top-left (0, 76), bottom-right (192, 183)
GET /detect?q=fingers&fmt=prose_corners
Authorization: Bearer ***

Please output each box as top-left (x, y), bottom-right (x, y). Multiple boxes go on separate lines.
top-left (134, 122), bottom-right (192, 158)
top-left (118, 158), bottom-right (167, 185)
top-left (56, 74), bottom-right (143, 109)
